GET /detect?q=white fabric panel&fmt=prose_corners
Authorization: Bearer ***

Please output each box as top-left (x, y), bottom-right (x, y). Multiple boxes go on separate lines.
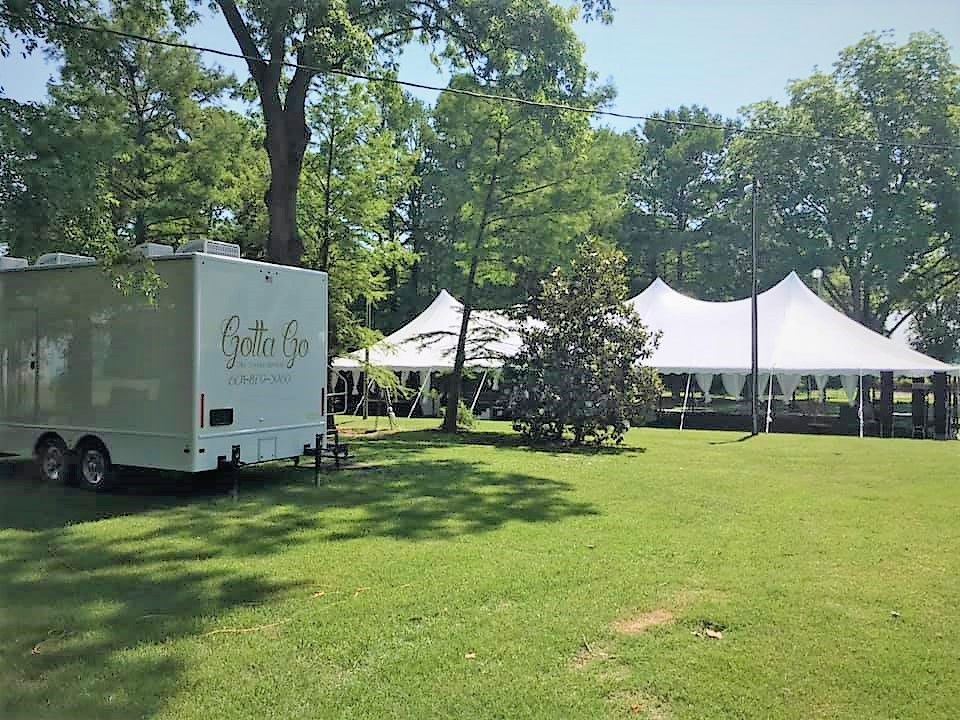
top-left (721, 373), bottom-right (746, 398)
top-left (400, 370), bottom-right (409, 386)
top-left (758, 373), bottom-right (771, 399)
top-left (813, 374), bottom-right (829, 391)
top-left (778, 373), bottom-right (802, 400)
top-left (695, 373), bottom-right (714, 403)
top-left (841, 374), bottom-right (860, 406)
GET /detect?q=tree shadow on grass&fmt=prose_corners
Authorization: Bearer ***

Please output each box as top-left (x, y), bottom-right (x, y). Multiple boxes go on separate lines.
top-left (0, 512), bottom-right (300, 720)
top-left (0, 441), bottom-right (597, 718)
top-left (350, 428), bottom-right (648, 457)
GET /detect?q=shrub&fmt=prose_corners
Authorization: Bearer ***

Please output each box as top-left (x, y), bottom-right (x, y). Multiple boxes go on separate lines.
top-left (506, 237), bottom-right (662, 445)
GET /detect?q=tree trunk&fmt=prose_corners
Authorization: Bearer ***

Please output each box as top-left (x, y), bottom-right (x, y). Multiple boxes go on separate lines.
top-left (442, 131), bottom-right (502, 433)
top-left (442, 235), bottom-right (485, 432)
top-left (265, 114), bottom-right (308, 265)
top-left (217, 0), bottom-right (313, 266)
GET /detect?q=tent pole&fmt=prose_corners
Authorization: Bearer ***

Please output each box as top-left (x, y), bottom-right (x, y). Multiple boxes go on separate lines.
top-left (764, 372), bottom-right (774, 433)
top-left (858, 372), bottom-right (864, 438)
top-left (407, 372), bottom-right (430, 419)
top-left (750, 177), bottom-right (761, 437)
top-left (680, 373), bottom-right (692, 431)
top-left (470, 370), bottom-right (488, 414)
top-left (353, 380), bottom-right (373, 416)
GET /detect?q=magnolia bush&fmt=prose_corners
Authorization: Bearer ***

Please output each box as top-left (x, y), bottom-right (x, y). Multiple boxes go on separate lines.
top-left (506, 237), bottom-right (661, 445)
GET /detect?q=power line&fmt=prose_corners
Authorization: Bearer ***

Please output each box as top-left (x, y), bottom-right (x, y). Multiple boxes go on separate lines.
top-left (46, 19), bottom-right (960, 153)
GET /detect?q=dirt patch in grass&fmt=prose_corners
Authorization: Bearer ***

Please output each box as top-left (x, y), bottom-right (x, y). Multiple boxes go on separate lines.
top-left (571, 641), bottom-right (612, 669)
top-left (612, 609), bottom-right (674, 636)
top-left (608, 690), bottom-right (672, 718)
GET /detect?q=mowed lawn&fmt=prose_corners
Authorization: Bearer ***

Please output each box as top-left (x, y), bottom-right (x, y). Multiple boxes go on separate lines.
top-left (2, 421), bottom-right (959, 719)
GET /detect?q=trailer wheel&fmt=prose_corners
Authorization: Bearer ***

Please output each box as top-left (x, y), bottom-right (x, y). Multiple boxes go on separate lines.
top-left (36, 436), bottom-right (68, 483)
top-left (76, 441), bottom-right (114, 492)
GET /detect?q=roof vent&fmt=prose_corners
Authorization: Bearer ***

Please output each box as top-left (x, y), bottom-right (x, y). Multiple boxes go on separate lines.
top-left (133, 242), bottom-right (174, 259)
top-left (176, 239), bottom-right (241, 258)
top-left (0, 257), bottom-right (29, 271)
top-left (35, 252), bottom-right (96, 267)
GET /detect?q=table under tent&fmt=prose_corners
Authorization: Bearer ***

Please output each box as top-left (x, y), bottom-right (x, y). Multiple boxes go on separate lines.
top-left (331, 290), bottom-right (522, 420)
top-left (331, 273), bottom-right (959, 439)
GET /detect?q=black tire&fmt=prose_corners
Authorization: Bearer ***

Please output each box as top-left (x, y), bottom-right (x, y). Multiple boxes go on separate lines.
top-left (35, 436), bottom-right (69, 484)
top-left (76, 441), bottom-right (114, 492)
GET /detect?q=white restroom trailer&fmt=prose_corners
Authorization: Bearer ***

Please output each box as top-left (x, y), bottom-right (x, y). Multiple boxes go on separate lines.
top-left (0, 243), bottom-right (328, 490)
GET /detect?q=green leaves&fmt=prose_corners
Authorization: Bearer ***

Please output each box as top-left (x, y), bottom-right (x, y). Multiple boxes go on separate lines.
top-left (731, 31), bottom-right (960, 332)
top-left (507, 237), bottom-right (661, 446)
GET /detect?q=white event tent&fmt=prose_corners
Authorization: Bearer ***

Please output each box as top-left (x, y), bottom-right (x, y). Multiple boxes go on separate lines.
top-left (332, 289), bottom-right (522, 414)
top-left (333, 272), bottom-right (956, 428)
top-left (628, 271), bottom-right (957, 433)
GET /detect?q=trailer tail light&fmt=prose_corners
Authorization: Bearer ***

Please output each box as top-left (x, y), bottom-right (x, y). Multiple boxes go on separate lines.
top-left (200, 393), bottom-right (205, 428)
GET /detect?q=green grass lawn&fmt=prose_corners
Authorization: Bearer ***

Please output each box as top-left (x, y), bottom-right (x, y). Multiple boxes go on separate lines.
top-left (2, 420), bottom-right (959, 719)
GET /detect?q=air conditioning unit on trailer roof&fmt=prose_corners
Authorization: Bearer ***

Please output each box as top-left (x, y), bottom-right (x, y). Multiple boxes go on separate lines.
top-left (133, 242), bottom-right (174, 259)
top-left (0, 257), bottom-right (29, 271)
top-left (176, 239), bottom-right (241, 258)
top-left (35, 252), bottom-right (96, 267)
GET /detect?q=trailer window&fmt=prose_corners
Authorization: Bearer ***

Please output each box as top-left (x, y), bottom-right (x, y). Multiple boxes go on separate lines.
top-left (209, 408), bottom-right (234, 427)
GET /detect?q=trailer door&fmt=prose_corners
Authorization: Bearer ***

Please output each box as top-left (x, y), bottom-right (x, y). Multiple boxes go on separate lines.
top-left (1, 308), bottom-right (39, 422)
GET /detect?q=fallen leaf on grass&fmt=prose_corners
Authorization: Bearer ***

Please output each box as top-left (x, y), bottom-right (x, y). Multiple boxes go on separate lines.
top-left (705, 628), bottom-right (723, 640)
top-left (464, 652), bottom-right (477, 660)
top-left (354, 587), bottom-right (370, 597)
top-left (630, 703), bottom-right (643, 714)
top-left (311, 591), bottom-right (326, 599)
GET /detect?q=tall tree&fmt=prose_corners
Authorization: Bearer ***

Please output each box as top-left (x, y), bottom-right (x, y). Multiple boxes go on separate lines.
top-left (298, 75), bottom-right (418, 357)
top-left (731, 32), bottom-right (960, 332)
top-left (208, 0), bottom-right (613, 265)
top-left (428, 74), bottom-right (619, 432)
top-left (0, 98), bottom-right (115, 258)
top-left (623, 106), bottom-right (729, 291)
top-left (47, 4), bottom-right (256, 250)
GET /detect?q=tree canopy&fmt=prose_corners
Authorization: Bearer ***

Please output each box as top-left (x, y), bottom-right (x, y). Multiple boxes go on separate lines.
top-left (2, 12), bottom-right (958, 372)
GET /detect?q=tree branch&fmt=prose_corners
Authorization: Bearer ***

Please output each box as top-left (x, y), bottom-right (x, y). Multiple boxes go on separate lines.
top-left (215, 0), bottom-right (265, 87)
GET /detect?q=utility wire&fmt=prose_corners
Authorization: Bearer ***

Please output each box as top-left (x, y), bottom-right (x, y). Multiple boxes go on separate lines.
top-left (46, 18), bottom-right (960, 153)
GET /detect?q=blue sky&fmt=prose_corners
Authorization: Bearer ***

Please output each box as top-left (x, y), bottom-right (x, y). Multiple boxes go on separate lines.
top-left (1, 0), bottom-right (958, 131)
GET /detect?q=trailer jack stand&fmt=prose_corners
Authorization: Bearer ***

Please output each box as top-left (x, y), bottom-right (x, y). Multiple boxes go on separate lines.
top-left (230, 445), bottom-right (241, 501)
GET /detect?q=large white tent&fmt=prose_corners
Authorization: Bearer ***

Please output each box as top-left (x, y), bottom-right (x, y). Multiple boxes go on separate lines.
top-left (332, 289), bottom-right (521, 414)
top-left (333, 289), bottom-right (521, 373)
top-left (627, 271), bottom-right (957, 431)
top-left (332, 273), bottom-right (956, 423)
top-left (630, 271), bottom-right (956, 377)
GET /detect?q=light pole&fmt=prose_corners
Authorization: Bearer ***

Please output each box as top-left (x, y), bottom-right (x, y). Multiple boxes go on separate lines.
top-left (750, 178), bottom-right (760, 436)
top-left (811, 267), bottom-right (823, 298)
top-left (362, 298), bottom-right (371, 420)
